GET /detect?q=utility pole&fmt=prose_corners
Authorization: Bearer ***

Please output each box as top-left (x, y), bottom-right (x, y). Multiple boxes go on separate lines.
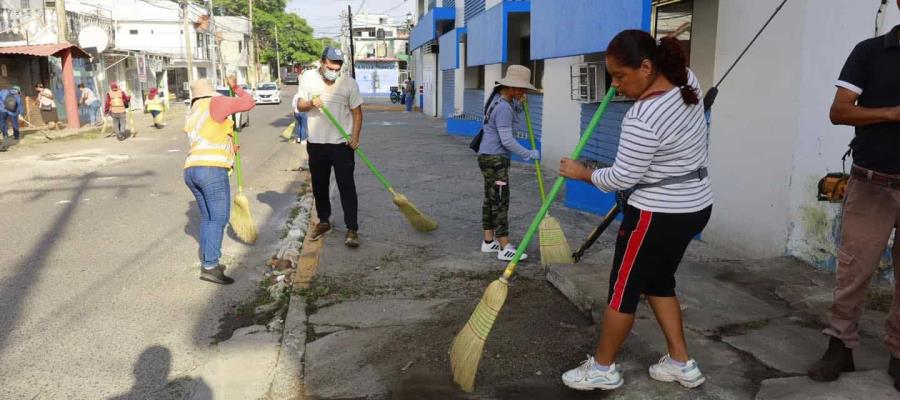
top-left (274, 25), bottom-right (282, 83)
top-left (56, 0), bottom-right (67, 43)
top-left (250, 0), bottom-right (260, 85)
top-left (347, 5), bottom-right (356, 78)
top-left (208, 0), bottom-right (221, 85)
top-left (182, 0), bottom-right (195, 89)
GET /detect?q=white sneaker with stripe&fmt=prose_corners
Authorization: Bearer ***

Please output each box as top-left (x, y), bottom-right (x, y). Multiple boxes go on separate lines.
top-left (561, 356), bottom-right (624, 391)
top-left (648, 354), bottom-right (706, 388)
top-left (481, 240), bottom-right (501, 253)
top-left (497, 244), bottom-right (527, 261)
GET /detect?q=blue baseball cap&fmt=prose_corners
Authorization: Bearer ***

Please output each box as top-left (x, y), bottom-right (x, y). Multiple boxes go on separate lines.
top-left (322, 47), bottom-right (344, 62)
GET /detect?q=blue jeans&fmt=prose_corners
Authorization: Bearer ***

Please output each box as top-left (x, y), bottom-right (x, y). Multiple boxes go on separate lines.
top-left (184, 166), bottom-right (231, 268)
top-left (83, 102), bottom-right (100, 125)
top-left (0, 112), bottom-right (19, 139)
top-left (293, 112), bottom-right (308, 140)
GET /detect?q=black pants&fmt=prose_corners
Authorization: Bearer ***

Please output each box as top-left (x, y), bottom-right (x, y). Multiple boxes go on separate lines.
top-left (608, 204), bottom-right (712, 314)
top-left (308, 143), bottom-right (358, 231)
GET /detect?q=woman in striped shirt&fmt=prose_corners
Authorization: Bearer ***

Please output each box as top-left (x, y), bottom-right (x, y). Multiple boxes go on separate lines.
top-left (558, 30), bottom-right (713, 392)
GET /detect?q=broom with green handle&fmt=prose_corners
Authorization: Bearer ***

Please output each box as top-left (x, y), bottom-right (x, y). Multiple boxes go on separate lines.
top-left (450, 87), bottom-right (617, 392)
top-left (227, 85), bottom-right (257, 244)
top-left (315, 98), bottom-right (438, 232)
top-left (523, 97), bottom-right (573, 266)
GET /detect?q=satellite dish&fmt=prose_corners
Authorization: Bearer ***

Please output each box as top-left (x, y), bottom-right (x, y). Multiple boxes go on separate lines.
top-left (78, 26), bottom-right (109, 53)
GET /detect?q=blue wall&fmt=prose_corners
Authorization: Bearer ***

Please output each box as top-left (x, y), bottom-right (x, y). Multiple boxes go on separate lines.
top-left (463, 89), bottom-right (485, 119)
top-left (562, 101), bottom-right (633, 216)
top-left (466, 3), bottom-right (505, 66)
top-left (464, 0), bottom-right (485, 22)
top-left (442, 70), bottom-right (455, 118)
top-left (411, 7), bottom-right (456, 50)
top-left (531, 0), bottom-right (651, 60)
top-left (438, 30), bottom-right (458, 70)
top-left (580, 101), bottom-right (633, 165)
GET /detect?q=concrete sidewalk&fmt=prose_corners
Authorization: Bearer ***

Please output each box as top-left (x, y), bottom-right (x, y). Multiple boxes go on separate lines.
top-left (280, 109), bottom-right (898, 399)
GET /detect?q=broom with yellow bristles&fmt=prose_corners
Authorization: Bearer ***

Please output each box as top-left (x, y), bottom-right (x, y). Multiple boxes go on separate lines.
top-left (280, 121), bottom-right (295, 140)
top-left (316, 100), bottom-right (438, 232)
top-left (450, 87), bottom-right (616, 392)
top-left (228, 87), bottom-right (257, 244)
top-left (522, 97), bottom-right (572, 266)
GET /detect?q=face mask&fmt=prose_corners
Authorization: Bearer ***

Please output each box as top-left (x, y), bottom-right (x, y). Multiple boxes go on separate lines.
top-left (322, 68), bottom-right (340, 82)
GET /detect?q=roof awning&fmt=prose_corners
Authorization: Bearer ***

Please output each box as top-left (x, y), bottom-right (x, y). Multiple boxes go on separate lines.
top-left (439, 28), bottom-right (466, 71)
top-left (531, 0), bottom-right (651, 60)
top-left (0, 43), bottom-right (91, 58)
top-left (410, 7), bottom-right (456, 51)
top-left (466, 1), bottom-right (530, 67)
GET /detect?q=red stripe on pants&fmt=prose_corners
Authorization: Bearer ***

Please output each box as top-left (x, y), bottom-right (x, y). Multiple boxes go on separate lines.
top-left (610, 210), bottom-right (653, 311)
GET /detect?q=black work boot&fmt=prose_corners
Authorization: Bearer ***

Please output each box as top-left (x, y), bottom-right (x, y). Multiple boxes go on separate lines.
top-left (808, 336), bottom-right (855, 382)
top-left (889, 356), bottom-right (900, 391)
top-left (199, 265), bottom-right (234, 285)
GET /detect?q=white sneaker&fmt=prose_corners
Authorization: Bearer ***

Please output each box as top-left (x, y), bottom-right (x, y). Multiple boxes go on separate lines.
top-left (498, 244), bottom-right (527, 261)
top-left (648, 354), bottom-right (706, 388)
top-left (481, 240), bottom-right (501, 253)
top-left (562, 356), bottom-right (624, 391)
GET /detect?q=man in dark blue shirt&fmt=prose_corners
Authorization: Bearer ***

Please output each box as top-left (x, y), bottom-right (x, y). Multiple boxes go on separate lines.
top-left (0, 84), bottom-right (24, 147)
top-left (808, 2), bottom-right (900, 392)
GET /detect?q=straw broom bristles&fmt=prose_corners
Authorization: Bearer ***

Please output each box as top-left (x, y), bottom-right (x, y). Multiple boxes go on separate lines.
top-left (450, 277), bottom-right (509, 392)
top-left (539, 215), bottom-right (573, 266)
top-left (391, 190), bottom-right (438, 232)
top-left (230, 190), bottom-right (257, 244)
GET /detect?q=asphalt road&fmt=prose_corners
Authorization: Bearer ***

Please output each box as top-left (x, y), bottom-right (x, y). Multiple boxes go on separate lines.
top-left (0, 87), bottom-right (304, 398)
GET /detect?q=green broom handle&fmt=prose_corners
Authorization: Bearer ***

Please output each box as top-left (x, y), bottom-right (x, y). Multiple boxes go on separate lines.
top-left (501, 87), bottom-right (617, 279)
top-left (229, 85), bottom-right (246, 191)
top-left (522, 97), bottom-right (545, 202)
top-left (317, 102), bottom-right (394, 192)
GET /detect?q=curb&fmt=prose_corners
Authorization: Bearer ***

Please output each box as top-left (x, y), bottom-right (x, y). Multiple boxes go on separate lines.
top-left (267, 159), bottom-right (323, 399)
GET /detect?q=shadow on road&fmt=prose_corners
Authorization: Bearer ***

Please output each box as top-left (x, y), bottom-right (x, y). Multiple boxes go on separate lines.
top-left (108, 345), bottom-right (212, 400)
top-left (0, 171), bottom-right (153, 360)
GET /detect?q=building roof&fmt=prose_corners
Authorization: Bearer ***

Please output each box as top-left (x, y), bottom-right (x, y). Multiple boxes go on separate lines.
top-left (0, 43), bottom-right (91, 58)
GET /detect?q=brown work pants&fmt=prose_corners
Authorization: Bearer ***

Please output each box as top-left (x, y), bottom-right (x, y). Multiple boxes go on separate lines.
top-left (825, 173), bottom-right (900, 357)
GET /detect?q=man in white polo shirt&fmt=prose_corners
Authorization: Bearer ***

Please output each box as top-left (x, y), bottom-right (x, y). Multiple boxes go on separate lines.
top-left (296, 47), bottom-right (364, 248)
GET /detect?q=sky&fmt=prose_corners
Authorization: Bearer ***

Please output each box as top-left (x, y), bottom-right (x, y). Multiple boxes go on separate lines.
top-left (287, 0), bottom-right (415, 39)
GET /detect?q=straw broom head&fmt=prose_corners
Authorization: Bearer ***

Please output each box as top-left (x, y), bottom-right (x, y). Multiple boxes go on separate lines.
top-left (392, 192), bottom-right (438, 232)
top-left (450, 277), bottom-right (509, 392)
top-left (230, 192), bottom-right (258, 244)
top-left (280, 121), bottom-right (295, 140)
top-left (539, 214), bottom-right (573, 266)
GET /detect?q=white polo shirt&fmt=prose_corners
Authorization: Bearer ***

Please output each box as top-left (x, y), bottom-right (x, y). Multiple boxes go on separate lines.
top-left (297, 69), bottom-right (363, 144)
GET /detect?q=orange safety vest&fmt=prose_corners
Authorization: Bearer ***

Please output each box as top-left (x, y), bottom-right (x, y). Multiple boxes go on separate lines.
top-left (109, 90), bottom-right (126, 114)
top-left (183, 98), bottom-right (235, 169)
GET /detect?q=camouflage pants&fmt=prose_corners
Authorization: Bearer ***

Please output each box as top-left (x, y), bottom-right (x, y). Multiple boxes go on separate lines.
top-left (478, 155), bottom-right (511, 237)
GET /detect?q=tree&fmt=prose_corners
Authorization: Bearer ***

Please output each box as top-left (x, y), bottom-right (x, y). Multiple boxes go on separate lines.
top-left (196, 0), bottom-right (323, 67)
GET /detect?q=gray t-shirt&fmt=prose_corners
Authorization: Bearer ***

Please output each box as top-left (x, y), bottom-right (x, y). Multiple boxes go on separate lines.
top-left (477, 97), bottom-right (534, 160)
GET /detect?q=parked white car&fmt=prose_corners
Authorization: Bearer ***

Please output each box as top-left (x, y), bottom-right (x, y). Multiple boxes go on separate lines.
top-left (254, 83), bottom-right (281, 105)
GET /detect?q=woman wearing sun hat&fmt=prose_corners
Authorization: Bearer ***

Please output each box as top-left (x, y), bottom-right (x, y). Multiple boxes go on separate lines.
top-left (182, 75), bottom-right (255, 285)
top-left (477, 65), bottom-right (541, 262)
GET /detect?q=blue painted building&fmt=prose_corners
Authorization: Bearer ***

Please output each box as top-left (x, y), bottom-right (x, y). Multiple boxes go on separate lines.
top-left (411, 0), bottom-right (664, 216)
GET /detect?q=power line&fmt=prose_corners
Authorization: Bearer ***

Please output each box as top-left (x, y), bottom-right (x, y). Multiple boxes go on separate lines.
top-left (380, 0), bottom-right (408, 14)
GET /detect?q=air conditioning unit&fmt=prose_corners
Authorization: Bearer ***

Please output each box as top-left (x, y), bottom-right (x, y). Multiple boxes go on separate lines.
top-left (570, 62), bottom-right (604, 103)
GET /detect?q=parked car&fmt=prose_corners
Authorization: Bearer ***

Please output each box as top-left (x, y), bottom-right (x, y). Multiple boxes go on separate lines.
top-left (282, 73), bottom-right (299, 85)
top-left (254, 82), bottom-right (281, 105)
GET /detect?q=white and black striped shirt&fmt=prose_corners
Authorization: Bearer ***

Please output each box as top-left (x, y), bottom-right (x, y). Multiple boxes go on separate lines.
top-left (591, 69), bottom-right (713, 213)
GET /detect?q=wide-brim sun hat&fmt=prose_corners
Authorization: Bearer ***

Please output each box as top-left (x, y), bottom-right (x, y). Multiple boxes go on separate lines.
top-left (495, 65), bottom-right (537, 91)
top-left (190, 78), bottom-right (219, 100)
